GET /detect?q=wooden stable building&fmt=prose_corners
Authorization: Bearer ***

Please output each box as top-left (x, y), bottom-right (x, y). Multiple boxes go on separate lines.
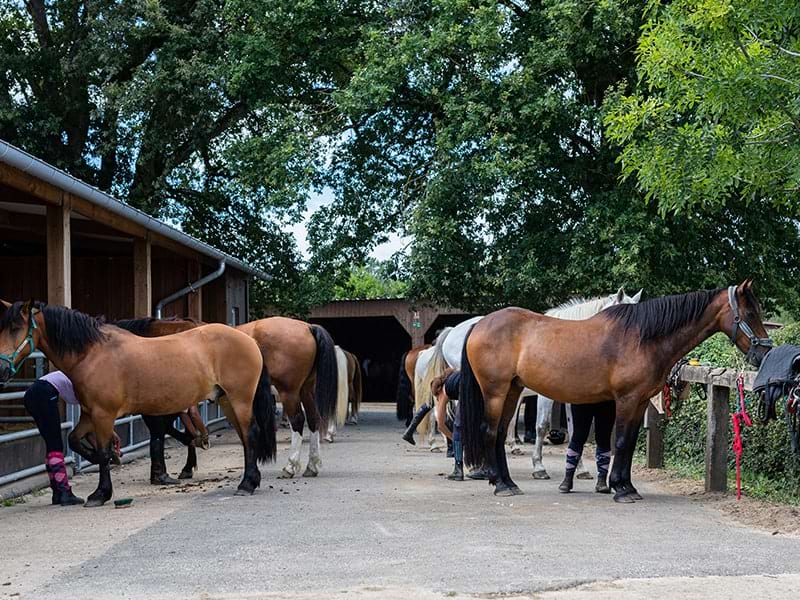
top-left (309, 299), bottom-right (472, 402)
top-left (0, 140), bottom-right (268, 324)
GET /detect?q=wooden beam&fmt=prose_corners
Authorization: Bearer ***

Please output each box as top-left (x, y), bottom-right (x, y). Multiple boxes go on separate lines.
top-left (0, 163), bottom-right (62, 205)
top-left (187, 260), bottom-right (202, 321)
top-left (46, 200), bottom-right (71, 306)
top-left (645, 403), bottom-right (665, 469)
top-left (133, 238), bottom-right (152, 317)
top-left (705, 384), bottom-right (730, 492)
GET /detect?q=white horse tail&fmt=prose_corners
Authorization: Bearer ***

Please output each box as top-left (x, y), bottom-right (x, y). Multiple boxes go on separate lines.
top-left (414, 327), bottom-right (453, 438)
top-left (334, 346), bottom-right (349, 427)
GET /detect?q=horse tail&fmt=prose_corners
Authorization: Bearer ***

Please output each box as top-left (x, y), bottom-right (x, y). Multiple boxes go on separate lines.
top-left (396, 352), bottom-right (413, 422)
top-left (251, 363), bottom-right (277, 464)
top-left (310, 324), bottom-right (338, 427)
top-left (352, 357), bottom-right (362, 418)
top-left (460, 325), bottom-right (485, 467)
top-left (414, 328), bottom-right (452, 437)
top-left (335, 346), bottom-right (349, 426)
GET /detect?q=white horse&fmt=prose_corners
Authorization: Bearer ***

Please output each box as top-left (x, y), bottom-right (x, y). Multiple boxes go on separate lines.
top-left (436, 288), bottom-right (642, 479)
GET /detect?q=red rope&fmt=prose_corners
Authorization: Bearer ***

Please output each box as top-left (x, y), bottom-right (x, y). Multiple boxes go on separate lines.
top-left (663, 384), bottom-right (672, 418)
top-left (731, 374), bottom-right (752, 500)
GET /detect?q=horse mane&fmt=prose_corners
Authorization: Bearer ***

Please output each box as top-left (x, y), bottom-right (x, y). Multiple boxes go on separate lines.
top-left (0, 301), bottom-right (106, 357)
top-left (546, 295), bottom-right (613, 320)
top-left (113, 317), bottom-right (157, 336)
top-left (113, 316), bottom-right (200, 336)
top-left (603, 288), bottom-right (724, 342)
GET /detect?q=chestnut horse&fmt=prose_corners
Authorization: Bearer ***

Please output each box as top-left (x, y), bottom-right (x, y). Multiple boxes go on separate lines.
top-left (0, 301), bottom-right (276, 507)
top-left (343, 350), bottom-right (363, 424)
top-left (396, 345), bottom-right (431, 424)
top-left (460, 282), bottom-right (772, 502)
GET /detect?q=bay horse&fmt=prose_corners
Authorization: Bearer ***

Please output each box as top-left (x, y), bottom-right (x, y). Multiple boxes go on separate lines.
top-left (0, 301), bottom-right (276, 507)
top-left (460, 281), bottom-right (773, 502)
top-left (343, 350), bottom-right (363, 425)
top-left (396, 344), bottom-right (431, 424)
top-left (114, 315), bottom-right (339, 479)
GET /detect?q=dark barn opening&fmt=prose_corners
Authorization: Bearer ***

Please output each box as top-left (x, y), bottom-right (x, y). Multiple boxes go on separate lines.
top-left (424, 314), bottom-right (476, 343)
top-left (310, 316), bottom-right (411, 403)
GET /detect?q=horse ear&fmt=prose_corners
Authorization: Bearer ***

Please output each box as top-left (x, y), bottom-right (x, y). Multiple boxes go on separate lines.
top-left (632, 289), bottom-right (643, 302)
top-left (0, 300), bottom-right (11, 310)
top-left (616, 287), bottom-right (625, 302)
top-left (745, 278), bottom-right (754, 289)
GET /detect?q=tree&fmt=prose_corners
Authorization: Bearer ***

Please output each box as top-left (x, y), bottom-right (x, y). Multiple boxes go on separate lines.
top-left (604, 0), bottom-right (800, 213)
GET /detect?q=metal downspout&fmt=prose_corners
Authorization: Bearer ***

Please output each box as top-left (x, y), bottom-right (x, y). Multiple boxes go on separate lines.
top-left (155, 259), bottom-right (226, 318)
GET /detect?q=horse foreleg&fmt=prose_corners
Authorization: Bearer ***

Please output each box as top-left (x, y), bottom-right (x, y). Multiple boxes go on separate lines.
top-left (84, 411), bottom-right (115, 507)
top-left (531, 396), bottom-right (552, 479)
top-left (68, 411), bottom-right (100, 464)
top-left (143, 415), bottom-right (178, 485)
top-left (610, 399), bottom-right (646, 503)
top-left (566, 404), bottom-right (592, 480)
top-left (166, 423), bottom-right (197, 480)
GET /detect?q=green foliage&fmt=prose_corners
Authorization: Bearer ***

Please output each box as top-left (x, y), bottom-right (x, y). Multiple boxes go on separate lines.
top-left (605, 0), bottom-right (800, 213)
top-left (656, 326), bottom-right (800, 504)
top-left (332, 260), bottom-right (409, 300)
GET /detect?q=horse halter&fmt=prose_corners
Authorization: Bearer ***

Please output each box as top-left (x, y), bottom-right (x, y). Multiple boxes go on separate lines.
top-left (727, 286), bottom-right (773, 365)
top-left (0, 311), bottom-right (38, 378)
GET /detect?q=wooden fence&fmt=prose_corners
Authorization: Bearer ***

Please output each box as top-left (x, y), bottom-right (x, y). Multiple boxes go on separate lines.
top-left (644, 365), bottom-right (757, 493)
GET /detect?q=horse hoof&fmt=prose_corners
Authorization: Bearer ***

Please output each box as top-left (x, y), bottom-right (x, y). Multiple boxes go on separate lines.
top-left (511, 486), bottom-right (524, 495)
top-left (510, 448), bottom-right (523, 456)
top-left (83, 493), bottom-right (109, 508)
top-left (629, 491), bottom-right (643, 501)
top-left (234, 488), bottom-right (254, 496)
top-left (278, 468), bottom-right (295, 479)
top-left (494, 487), bottom-right (515, 497)
top-left (576, 471), bottom-right (593, 480)
top-left (532, 471), bottom-right (550, 480)
top-left (302, 467), bottom-right (318, 478)
top-left (324, 436), bottom-right (334, 444)
top-left (178, 471), bottom-right (193, 480)
top-left (613, 492), bottom-right (636, 504)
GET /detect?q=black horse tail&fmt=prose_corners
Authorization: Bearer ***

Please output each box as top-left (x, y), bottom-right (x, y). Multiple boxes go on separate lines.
top-left (310, 324), bottom-right (338, 426)
top-left (251, 363), bottom-right (277, 463)
top-left (460, 325), bottom-right (485, 468)
top-left (396, 352), bottom-right (413, 422)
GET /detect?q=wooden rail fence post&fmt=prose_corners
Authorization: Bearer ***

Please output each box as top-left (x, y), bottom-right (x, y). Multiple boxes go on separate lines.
top-left (705, 384), bottom-right (729, 492)
top-left (645, 403), bottom-right (664, 468)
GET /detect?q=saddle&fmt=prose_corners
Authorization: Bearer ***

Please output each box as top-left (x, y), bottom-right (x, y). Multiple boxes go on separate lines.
top-left (753, 344), bottom-right (800, 455)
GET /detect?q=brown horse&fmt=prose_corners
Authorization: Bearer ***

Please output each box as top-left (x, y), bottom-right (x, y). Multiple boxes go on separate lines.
top-left (0, 301), bottom-right (276, 507)
top-left (114, 315), bottom-right (339, 478)
top-left (343, 350), bottom-right (363, 424)
top-left (460, 282), bottom-right (773, 502)
top-left (396, 344), bottom-right (431, 425)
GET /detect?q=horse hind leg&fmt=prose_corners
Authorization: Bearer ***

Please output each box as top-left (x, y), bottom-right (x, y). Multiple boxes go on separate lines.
top-left (508, 394), bottom-right (524, 455)
top-left (302, 392), bottom-right (322, 477)
top-left (531, 397), bottom-right (552, 479)
top-left (84, 411), bottom-right (116, 507)
top-left (279, 400), bottom-right (305, 479)
top-left (566, 405), bottom-right (592, 480)
top-left (166, 423), bottom-right (197, 480)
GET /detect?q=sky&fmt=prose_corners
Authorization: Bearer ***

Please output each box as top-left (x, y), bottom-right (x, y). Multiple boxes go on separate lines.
top-left (288, 188), bottom-right (410, 261)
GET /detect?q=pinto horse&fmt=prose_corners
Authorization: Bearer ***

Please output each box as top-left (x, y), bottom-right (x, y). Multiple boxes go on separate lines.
top-left (0, 301), bottom-right (276, 507)
top-left (460, 282), bottom-right (773, 502)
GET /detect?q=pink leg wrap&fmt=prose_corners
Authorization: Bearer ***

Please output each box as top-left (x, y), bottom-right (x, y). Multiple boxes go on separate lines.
top-left (46, 451), bottom-right (71, 491)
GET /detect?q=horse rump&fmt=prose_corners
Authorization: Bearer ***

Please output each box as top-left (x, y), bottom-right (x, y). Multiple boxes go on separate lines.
top-left (460, 325), bottom-right (485, 468)
top-left (310, 324), bottom-right (338, 427)
top-left (396, 351), bottom-right (413, 422)
top-left (250, 363), bottom-right (277, 463)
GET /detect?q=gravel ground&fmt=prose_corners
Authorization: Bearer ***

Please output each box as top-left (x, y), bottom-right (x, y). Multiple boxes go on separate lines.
top-left (2, 403), bottom-right (800, 599)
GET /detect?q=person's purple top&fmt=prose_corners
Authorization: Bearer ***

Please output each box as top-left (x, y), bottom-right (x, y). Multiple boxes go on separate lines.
top-left (39, 371), bottom-right (79, 405)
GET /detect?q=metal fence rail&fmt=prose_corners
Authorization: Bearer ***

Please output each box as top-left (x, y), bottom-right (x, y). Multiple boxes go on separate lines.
top-left (0, 352), bottom-right (228, 487)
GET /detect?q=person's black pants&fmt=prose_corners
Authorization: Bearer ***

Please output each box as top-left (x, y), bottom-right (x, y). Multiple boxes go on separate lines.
top-left (24, 380), bottom-right (64, 453)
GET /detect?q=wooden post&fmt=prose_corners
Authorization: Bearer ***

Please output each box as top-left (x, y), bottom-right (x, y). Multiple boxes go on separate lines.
top-left (133, 238), bottom-right (151, 317)
top-left (187, 260), bottom-right (202, 321)
top-left (645, 403), bottom-right (665, 469)
top-left (705, 384), bottom-right (729, 492)
top-left (46, 201), bottom-right (71, 306)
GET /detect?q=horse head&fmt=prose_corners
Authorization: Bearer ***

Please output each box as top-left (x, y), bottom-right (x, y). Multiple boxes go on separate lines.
top-left (0, 299), bottom-right (43, 383)
top-left (721, 279), bottom-right (772, 368)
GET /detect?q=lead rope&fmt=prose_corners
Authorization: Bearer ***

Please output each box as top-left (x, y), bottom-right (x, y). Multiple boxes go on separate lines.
top-left (731, 373), bottom-right (752, 500)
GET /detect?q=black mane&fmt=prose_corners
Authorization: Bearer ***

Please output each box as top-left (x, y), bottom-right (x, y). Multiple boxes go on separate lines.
top-left (113, 317), bottom-right (157, 336)
top-left (0, 301), bottom-right (106, 357)
top-left (603, 288), bottom-right (724, 342)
